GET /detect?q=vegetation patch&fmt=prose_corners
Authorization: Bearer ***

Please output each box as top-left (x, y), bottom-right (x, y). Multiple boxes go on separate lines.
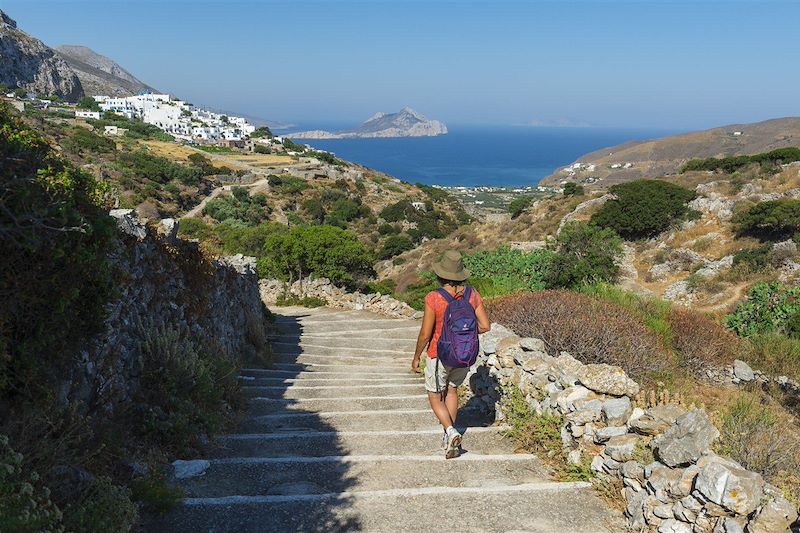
top-left (204, 187), bottom-right (270, 225)
top-left (725, 282), bottom-right (800, 337)
top-left (682, 147), bottom-right (800, 174)
top-left (733, 199), bottom-right (800, 241)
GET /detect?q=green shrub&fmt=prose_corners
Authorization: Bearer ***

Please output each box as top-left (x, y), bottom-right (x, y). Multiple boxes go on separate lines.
top-left (63, 476), bottom-right (137, 533)
top-left (117, 149), bottom-right (203, 185)
top-left (725, 282), bottom-right (800, 337)
top-left (275, 295), bottom-right (327, 308)
top-left (732, 245), bottom-right (773, 272)
top-left (177, 217), bottom-right (213, 240)
top-left (61, 127), bottom-right (116, 155)
top-left (0, 435), bottom-right (64, 532)
top-left (548, 221), bottom-right (623, 288)
top-left (253, 144), bottom-right (271, 154)
top-left (590, 180), bottom-right (696, 239)
top-left (378, 223), bottom-right (400, 235)
top-left (1, 105), bottom-right (115, 401)
top-left (250, 126), bottom-right (272, 139)
top-left (130, 470), bottom-right (182, 514)
top-left (463, 246), bottom-right (555, 294)
top-left (682, 147), bottom-right (800, 174)
top-left (366, 279), bottom-right (397, 295)
top-left (257, 225), bottom-right (375, 288)
top-left (76, 96), bottom-right (100, 111)
top-left (508, 196), bottom-right (533, 218)
top-left (89, 113), bottom-right (173, 141)
top-left (204, 187), bottom-right (269, 224)
top-left (213, 220), bottom-right (282, 256)
top-left (563, 182), bottom-right (584, 197)
top-left (733, 199), bottom-right (800, 241)
top-left (378, 235), bottom-right (415, 259)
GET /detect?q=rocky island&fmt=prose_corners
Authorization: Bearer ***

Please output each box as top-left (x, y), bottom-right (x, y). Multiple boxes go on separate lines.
top-left (288, 106), bottom-right (447, 139)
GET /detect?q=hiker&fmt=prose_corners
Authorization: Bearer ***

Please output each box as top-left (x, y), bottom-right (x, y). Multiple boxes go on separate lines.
top-left (411, 250), bottom-right (490, 459)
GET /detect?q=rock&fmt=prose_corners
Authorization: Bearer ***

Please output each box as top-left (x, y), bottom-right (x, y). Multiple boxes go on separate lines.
top-left (603, 396), bottom-right (633, 426)
top-left (577, 363), bottom-right (640, 397)
top-left (110, 209), bottom-right (147, 240)
top-left (630, 403), bottom-right (688, 436)
top-left (604, 434), bottom-right (639, 462)
top-left (173, 459), bottom-right (210, 479)
top-left (519, 337), bottom-right (547, 352)
top-left (158, 218), bottom-right (178, 244)
top-left (713, 517), bottom-right (746, 533)
top-left (626, 487), bottom-right (649, 531)
top-left (594, 426), bottom-right (629, 444)
top-left (591, 454), bottom-right (605, 473)
top-left (480, 323), bottom-right (517, 355)
top-left (658, 518), bottom-right (692, 533)
top-left (653, 503), bottom-right (675, 519)
top-left (693, 457), bottom-right (764, 515)
top-left (732, 360), bottom-right (754, 382)
top-left (621, 461), bottom-right (645, 483)
top-left (746, 484), bottom-right (798, 533)
top-left (653, 410), bottom-right (719, 467)
top-left (566, 449), bottom-right (582, 465)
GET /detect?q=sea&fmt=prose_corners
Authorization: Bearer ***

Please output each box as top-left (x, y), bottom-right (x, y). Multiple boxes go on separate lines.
top-left (277, 124), bottom-right (677, 188)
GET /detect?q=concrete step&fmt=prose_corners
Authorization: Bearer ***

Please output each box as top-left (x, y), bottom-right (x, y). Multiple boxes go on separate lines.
top-left (271, 354), bottom-right (408, 367)
top-left (147, 482), bottom-right (622, 533)
top-left (210, 427), bottom-right (512, 458)
top-left (275, 320), bottom-right (418, 334)
top-left (241, 383), bottom-right (423, 400)
top-left (271, 328), bottom-right (419, 340)
top-left (246, 395), bottom-right (430, 415)
top-left (238, 409), bottom-right (449, 433)
top-left (240, 367), bottom-right (414, 378)
top-left (175, 453), bottom-right (547, 498)
top-left (269, 336), bottom-right (416, 349)
top-left (263, 362), bottom-right (415, 373)
top-left (239, 376), bottom-right (422, 387)
top-left (272, 342), bottom-right (409, 356)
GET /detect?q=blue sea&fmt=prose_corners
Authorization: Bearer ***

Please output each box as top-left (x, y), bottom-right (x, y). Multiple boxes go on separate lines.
top-left (279, 124), bottom-right (676, 188)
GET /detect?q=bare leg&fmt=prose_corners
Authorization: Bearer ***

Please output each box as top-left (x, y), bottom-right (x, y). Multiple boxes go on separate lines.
top-left (445, 387), bottom-right (459, 428)
top-left (427, 391), bottom-right (455, 429)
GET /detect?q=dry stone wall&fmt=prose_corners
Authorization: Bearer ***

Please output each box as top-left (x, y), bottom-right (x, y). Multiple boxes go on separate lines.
top-left (63, 210), bottom-right (270, 412)
top-left (468, 324), bottom-right (799, 533)
top-left (259, 277), bottom-right (422, 319)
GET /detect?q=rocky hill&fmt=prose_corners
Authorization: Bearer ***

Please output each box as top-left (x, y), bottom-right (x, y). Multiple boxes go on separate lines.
top-left (56, 44), bottom-right (156, 97)
top-left (0, 10), bottom-right (83, 100)
top-left (289, 107), bottom-right (447, 139)
top-left (541, 117), bottom-right (800, 187)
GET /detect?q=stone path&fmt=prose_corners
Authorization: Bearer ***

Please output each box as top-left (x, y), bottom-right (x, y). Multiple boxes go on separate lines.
top-left (150, 306), bottom-right (623, 532)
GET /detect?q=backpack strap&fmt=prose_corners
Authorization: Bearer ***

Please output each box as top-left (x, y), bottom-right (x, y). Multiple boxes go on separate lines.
top-left (462, 285), bottom-right (472, 303)
top-left (436, 287), bottom-right (455, 303)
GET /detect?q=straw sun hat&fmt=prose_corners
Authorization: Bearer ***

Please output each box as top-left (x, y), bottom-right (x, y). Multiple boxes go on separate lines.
top-left (432, 250), bottom-right (470, 282)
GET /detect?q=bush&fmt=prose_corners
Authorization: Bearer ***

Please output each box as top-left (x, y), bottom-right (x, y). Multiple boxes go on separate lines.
top-left (487, 290), bottom-right (673, 378)
top-left (463, 246), bottom-right (555, 294)
top-left (733, 199), bottom-right (800, 241)
top-left (378, 223), bottom-right (400, 235)
top-left (275, 295), bottom-right (327, 308)
top-left (214, 220), bottom-right (283, 256)
top-left (366, 278), bottom-right (397, 295)
top-left (63, 476), bottom-right (138, 533)
top-left (590, 180), bottom-right (696, 239)
top-left (89, 113), bottom-right (173, 141)
top-left (548, 221), bottom-right (623, 288)
top-left (378, 235), bottom-right (415, 259)
top-left (268, 174), bottom-right (308, 195)
top-left (257, 225), bottom-right (375, 287)
top-left (117, 149), bottom-right (203, 186)
top-left (204, 186), bottom-right (269, 224)
top-left (668, 307), bottom-right (739, 373)
top-left (177, 217), bottom-right (213, 240)
top-left (739, 333), bottom-right (800, 382)
top-left (254, 144), bottom-right (271, 154)
top-left (725, 282), bottom-right (800, 337)
top-left (61, 127), bottom-right (116, 155)
top-left (732, 245), bottom-right (773, 273)
top-left (682, 147), bottom-right (800, 174)
top-left (76, 96), bottom-right (100, 111)
top-left (508, 195), bottom-right (533, 218)
top-left (563, 182), bottom-right (584, 196)
top-left (0, 434), bottom-right (64, 532)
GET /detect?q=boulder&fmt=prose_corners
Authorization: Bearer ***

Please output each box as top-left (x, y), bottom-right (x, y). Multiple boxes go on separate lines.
top-left (479, 323), bottom-right (517, 355)
top-left (594, 426), bottom-right (629, 444)
top-left (653, 410), bottom-right (719, 467)
top-left (693, 457), bottom-right (764, 515)
top-left (604, 434), bottom-right (639, 462)
top-left (602, 396), bottom-right (633, 426)
top-left (746, 484), bottom-right (799, 533)
top-left (173, 459), bottom-right (210, 479)
top-left (629, 403), bottom-right (688, 436)
top-left (577, 363), bottom-right (639, 397)
top-left (732, 360), bottom-right (754, 382)
top-left (519, 337), bottom-right (547, 352)
top-left (657, 518), bottom-right (692, 533)
top-left (110, 208), bottom-right (147, 240)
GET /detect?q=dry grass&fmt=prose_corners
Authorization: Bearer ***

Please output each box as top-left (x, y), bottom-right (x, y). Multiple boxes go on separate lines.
top-left (668, 307), bottom-right (739, 374)
top-left (224, 153), bottom-right (296, 166)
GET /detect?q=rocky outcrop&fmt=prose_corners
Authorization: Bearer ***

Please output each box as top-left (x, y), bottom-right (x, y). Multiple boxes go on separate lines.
top-left (260, 277), bottom-right (421, 319)
top-left (64, 210), bottom-right (271, 409)
top-left (289, 107), bottom-right (447, 139)
top-left (0, 10), bottom-right (83, 100)
top-left (467, 325), bottom-right (799, 533)
top-left (55, 45), bottom-right (156, 97)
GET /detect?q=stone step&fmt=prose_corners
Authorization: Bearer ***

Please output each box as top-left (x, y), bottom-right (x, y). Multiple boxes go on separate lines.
top-left (240, 367), bottom-right (414, 378)
top-left (275, 320), bottom-right (418, 334)
top-left (246, 395), bottom-right (430, 415)
top-left (271, 327), bottom-right (419, 340)
top-left (210, 426), bottom-right (513, 458)
top-left (174, 453), bottom-right (547, 498)
top-left (241, 383), bottom-right (423, 400)
top-left (271, 354), bottom-right (408, 367)
top-left (265, 362), bottom-right (415, 373)
top-left (272, 342), bottom-right (409, 356)
top-left (146, 481), bottom-right (619, 533)
top-left (239, 376), bottom-right (422, 387)
top-left (238, 409), bottom-right (442, 433)
top-left (269, 336), bottom-right (416, 349)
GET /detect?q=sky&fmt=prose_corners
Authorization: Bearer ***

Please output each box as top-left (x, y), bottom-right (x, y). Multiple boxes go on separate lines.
top-left (4, 0), bottom-right (800, 129)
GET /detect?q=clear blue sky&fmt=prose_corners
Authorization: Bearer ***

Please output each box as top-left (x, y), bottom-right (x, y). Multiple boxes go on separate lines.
top-left (5, 0), bottom-right (800, 129)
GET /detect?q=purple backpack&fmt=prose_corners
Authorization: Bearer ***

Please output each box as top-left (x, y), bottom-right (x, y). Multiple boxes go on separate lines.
top-left (436, 286), bottom-right (479, 368)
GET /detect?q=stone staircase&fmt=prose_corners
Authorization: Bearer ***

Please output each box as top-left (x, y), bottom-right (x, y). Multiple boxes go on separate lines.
top-left (150, 306), bottom-right (623, 532)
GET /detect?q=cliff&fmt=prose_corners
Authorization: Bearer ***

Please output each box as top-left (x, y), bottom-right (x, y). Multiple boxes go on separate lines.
top-left (56, 45), bottom-right (156, 97)
top-left (541, 117), bottom-right (800, 187)
top-left (289, 107), bottom-right (448, 139)
top-left (0, 10), bottom-right (83, 100)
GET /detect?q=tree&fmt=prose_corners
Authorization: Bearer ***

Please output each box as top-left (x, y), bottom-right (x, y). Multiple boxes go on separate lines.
top-left (77, 96), bottom-right (100, 111)
top-left (378, 235), bottom-right (415, 259)
top-left (548, 221), bottom-right (623, 288)
top-left (563, 182), bottom-right (584, 196)
top-left (590, 179), bottom-right (696, 239)
top-left (732, 200), bottom-right (800, 241)
top-left (13, 88), bottom-right (27, 98)
top-left (508, 196), bottom-right (533, 218)
top-left (250, 126), bottom-right (273, 139)
top-left (220, 115), bottom-right (229, 123)
top-left (258, 225), bottom-right (374, 287)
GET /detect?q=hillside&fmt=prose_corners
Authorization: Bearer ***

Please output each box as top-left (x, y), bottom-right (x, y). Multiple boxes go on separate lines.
top-left (56, 44), bottom-right (156, 97)
top-left (289, 107), bottom-right (447, 139)
top-left (0, 10), bottom-right (83, 100)
top-left (540, 117), bottom-right (800, 187)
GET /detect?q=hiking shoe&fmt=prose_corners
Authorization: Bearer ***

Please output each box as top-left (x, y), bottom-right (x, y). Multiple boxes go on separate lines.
top-left (444, 427), bottom-right (462, 459)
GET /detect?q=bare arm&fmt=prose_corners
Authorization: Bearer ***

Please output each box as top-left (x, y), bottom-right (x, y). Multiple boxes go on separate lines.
top-left (475, 302), bottom-right (491, 334)
top-left (411, 303), bottom-right (435, 373)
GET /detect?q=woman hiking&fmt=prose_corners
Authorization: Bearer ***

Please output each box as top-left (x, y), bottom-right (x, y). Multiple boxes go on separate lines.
top-left (411, 250), bottom-right (491, 459)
